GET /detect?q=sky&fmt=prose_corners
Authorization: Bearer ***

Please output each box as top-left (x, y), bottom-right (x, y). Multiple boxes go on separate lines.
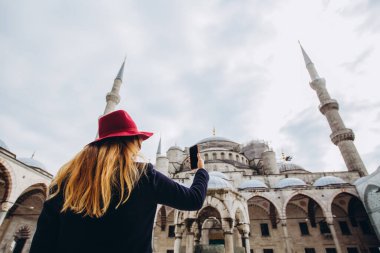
top-left (1, 0), bottom-right (380, 175)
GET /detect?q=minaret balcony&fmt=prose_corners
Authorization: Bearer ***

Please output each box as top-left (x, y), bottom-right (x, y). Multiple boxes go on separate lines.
top-left (309, 77), bottom-right (326, 90)
top-left (330, 128), bottom-right (355, 145)
top-left (319, 99), bottom-right (339, 114)
top-left (106, 92), bottom-right (121, 104)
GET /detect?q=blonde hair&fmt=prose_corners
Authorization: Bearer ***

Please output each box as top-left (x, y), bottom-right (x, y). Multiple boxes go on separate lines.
top-left (50, 136), bottom-right (146, 218)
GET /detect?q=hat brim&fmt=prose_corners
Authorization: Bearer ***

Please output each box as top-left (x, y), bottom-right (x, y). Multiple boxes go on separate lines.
top-left (89, 131), bottom-right (153, 145)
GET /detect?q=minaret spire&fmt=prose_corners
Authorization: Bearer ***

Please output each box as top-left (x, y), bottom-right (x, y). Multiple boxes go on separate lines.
top-left (116, 56), bottom-right (126, 81)
top-left (156, 136), bottom-right (162, 156)
top-left (299, 41), bottom-right (320, 81)
top-left (299, 44), bottom-right (368, 176)
top-left (103, 59), bottom-right (126, 115)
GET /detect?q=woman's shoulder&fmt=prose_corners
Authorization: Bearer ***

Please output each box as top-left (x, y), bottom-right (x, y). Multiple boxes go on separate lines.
top-left (136, 162), bottom-right (156, 181)
top-left (136, 162), bottom-right (154, 172)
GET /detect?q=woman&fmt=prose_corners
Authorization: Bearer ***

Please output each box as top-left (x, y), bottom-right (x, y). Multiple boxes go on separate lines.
top-left (30, 110), bottom-right (209, 253)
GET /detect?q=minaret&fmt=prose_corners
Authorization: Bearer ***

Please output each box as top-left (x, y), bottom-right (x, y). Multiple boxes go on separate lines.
top-left (103, 59), bottom-right (125, 115)
top-left (156, 136), bottom-right (162, 156)
top-left (156, 137), bottom-right (169, 176)
top-left (299, 43), bottom-right (368, 176)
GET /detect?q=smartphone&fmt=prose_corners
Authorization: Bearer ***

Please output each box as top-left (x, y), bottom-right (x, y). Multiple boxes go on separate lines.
top-left (189, 144), bottom-right (199, 170)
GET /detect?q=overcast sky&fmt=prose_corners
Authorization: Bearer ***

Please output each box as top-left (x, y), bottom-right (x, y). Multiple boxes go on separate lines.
top-left (1, 0), bottom-right (379, 175)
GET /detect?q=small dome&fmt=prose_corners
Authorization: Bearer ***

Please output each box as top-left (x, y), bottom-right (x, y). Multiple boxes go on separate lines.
top-left (18, 158), bottom-right (46, 170)
top-left (238, 179), bottom-right (268, 190)
top-left (0, 139), bottom-right (9, 151)
top-left (209, 171), bottom-right (229, 180)
top-left (354, 176), bottom-right (368, 186)
top-left (275, 178), bottom-right (307, 188)
top-left (278, 162), bottom-right (309, 173)
top-left (313, 176), bottom-right (347, 187)
top-left (197, 136), bottom-right (236, 144)
top-left (208, 176), bottom-right (233, 189)
top-left (168, 145), bottom-right (182, 151)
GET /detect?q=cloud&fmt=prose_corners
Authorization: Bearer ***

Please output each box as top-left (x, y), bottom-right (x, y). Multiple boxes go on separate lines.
top-left (340, 47), bottom-right (373, 74)
top-left (0, 0), bottom-right (379, 176)
top-left (336, 0), bottom-right (380, 34)
top-left (362, 144), bottom-right (380, 173)
top-left (279, 107), bottom-right (343, 172)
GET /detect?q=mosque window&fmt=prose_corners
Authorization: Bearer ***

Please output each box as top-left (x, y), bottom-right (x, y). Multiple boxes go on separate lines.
top-left (213, 153), bottom-right (217, 160)
top-left (229, 153), bottom-right (233, 160)
top-left (221, 153), bottom-right (225, 159)
top-left (168, 225), bottom-right (175, 238)
top-left (325, 248), bottom-right (337, 253)
top-left (263, 249), bottom-right (273, 253)
top-left (250, 250), bottom-right (254, 253)
top-left (305, 249), bottom-right (316, 253)
top-left (299, 222), bottom-right (310, 235)
top-left (205, 154), bottom-right (209, 160)
top-left (338, 221), bottom-right (351, 235)
top-left (319, 221), bottom-right (331, 234)
top-left (167, 250), bottom-right (174, 253)
top-left (347, 248), bottom-right (359, 253)
top-left (236, 155), bottom-right (239, 161)
top-left (260, 223), bottom-right (270, 236)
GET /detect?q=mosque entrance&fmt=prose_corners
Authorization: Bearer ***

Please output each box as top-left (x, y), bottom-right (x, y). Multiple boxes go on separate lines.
top-left (209, 239), bottom-right (224, 245)
top-left (195, 207), bottom-right (226, 253)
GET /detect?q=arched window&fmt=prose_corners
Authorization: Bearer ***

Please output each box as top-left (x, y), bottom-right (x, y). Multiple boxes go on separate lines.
top-left (204, 154), bottom-right (209, 160)
top-left (159, 206), bottom-right (167, 231)
top-left (221, 153), bottom-right (225, 160)
top-left (229, 153), bottom-right (233, 160)
top-left (213, 153), bottom-right (217, 160)
top-left (236, 155), bottom-right (239, 161)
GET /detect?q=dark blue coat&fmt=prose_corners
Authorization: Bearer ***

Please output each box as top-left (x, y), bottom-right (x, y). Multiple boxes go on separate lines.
top-left (30, 163), bottom-right (209, 253)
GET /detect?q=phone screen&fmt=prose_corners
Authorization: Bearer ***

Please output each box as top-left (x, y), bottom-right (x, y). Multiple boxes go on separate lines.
top-left (189, 145), bottom-right (199, 169)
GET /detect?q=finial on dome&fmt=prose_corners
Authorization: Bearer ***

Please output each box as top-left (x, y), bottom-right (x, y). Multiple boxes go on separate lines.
top-left (212, 126), bottom-right (216, 136)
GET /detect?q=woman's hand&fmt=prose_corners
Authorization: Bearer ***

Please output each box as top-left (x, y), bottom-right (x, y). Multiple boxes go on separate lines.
top-left (197, 153), bottom-right (204, 169)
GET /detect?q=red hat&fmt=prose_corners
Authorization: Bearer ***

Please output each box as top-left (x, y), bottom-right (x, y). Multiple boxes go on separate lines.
top-left (91, 110), bottom-right (153, 144)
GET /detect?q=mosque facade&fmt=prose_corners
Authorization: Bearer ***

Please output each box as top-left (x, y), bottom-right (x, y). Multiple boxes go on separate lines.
top-left (0, 140), bottom-right (52, 253)
top-left (0, 46), bottom-right (379, 253)
top-left (151, 46), bottom-right (380, 253)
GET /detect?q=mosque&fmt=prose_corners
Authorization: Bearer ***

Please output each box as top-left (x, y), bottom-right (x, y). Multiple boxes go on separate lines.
top-left (152, 45), bottom-right (380, 253)
top-left (0, 45), bottom-right (379, 253)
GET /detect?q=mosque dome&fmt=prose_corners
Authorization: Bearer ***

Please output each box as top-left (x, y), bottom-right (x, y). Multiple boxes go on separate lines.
top-left (168, 145), bottom-right (182, 151)
top-left (278, 162), bottom-right (310, 173)
top-left (313, 176), bottom-right (347, 187)
top-left (275, 177), bottom-right (307, 188)
top-left (0, 139), bottom-right (9, 151)
top-left (18, 157), bottom-right (46, 170)
top-left (238, 179), bottom-right (268, 190)
top-left (196, 136), bottom-right (239, 150)
top-left (197, 136), bottom-right (236, 145)
top-left (209, 171), bottom-right (229, 180)
top-left (208, 176), bottom-right (233, 190)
